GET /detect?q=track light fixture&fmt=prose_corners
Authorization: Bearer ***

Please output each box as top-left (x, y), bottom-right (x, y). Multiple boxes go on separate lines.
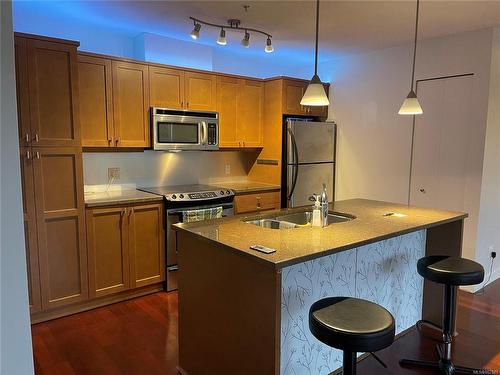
top-left (190, 22), bottom-right (201, 40)
top-left (241, 31), bottom-right (250, 48)
top-left (217, 28), bottom-right (227, 45)
top-left (188, 16), bottom-right (273, 53)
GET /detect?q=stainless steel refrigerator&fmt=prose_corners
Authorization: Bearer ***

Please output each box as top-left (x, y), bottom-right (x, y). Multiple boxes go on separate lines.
top-left (281, 119), bottom-right (336, 208)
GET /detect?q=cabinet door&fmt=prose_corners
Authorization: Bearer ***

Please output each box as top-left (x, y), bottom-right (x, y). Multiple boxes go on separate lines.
top-left (129, 204), bottom-right (165, 288)
top-left (19, 147), bottom-right (42, 313)
top-left (78, 55), bottom-right (114, 147)
top-left (283, 80), bottom-right (307, 115)
top-left (112, 61), bottom-right (150, 148)
top-left (234, 192), bottom-right (280, 214)
top-left (27, 39), bottom-right (81, 147)
top-left (184, 71), bottom-right (217, 111)
top-left (149, 66), bottom-right (184, 109)
top-left (86, 206), bottom-right (130, 297)
top-left (15, 37), bottom-right (32, 148)
top-left (238, 80), bottom-right (264, 148)
top-left (33, 147), bottom-right (88, 309)
top-left (217, 76), bottom-right (240, 148)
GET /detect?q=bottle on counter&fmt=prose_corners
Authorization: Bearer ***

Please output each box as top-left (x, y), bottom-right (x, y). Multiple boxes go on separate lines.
top-left (320, 183), bottom-right (329, 227)
top-left (312, 195), bottom-right (322, 227)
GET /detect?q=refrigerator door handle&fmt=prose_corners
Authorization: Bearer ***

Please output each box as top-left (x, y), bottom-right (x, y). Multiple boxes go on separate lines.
top-left (287, 128), bottom-right (299, 202)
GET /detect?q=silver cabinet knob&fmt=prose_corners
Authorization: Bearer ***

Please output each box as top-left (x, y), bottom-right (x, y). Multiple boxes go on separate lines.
top-left (419, 188), bottom-right (426, 194)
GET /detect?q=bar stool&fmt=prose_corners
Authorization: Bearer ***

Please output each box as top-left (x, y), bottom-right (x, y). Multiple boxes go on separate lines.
top-left (400, 255), bottom-right (486, 374)
top-left (309, 297), bottom-right (395, 375)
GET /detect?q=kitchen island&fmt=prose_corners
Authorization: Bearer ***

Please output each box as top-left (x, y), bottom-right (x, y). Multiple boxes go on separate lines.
top-left (173, 199), bottom-right (466, 375)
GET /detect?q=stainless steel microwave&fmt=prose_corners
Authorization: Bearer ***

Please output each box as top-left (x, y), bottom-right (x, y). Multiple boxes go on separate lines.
top-left (151, 108), bottom-right (219, 151)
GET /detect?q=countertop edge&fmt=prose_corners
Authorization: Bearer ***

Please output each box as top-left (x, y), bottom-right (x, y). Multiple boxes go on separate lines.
top-left (173, 213), bottom-right (467, 270)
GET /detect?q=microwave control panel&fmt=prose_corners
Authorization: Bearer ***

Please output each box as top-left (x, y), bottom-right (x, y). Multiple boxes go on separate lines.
top-left (207, 123), bottom-right (217, 145)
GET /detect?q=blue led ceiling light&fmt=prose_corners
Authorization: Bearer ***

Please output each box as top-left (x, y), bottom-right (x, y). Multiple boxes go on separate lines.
top-left (188, 17), bottom-right (273, 53)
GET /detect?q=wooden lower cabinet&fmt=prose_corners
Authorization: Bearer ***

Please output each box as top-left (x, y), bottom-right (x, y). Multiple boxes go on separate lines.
top-left (234, 191), bottom-right (280, 214)
top-left (86, 202), bottom-right (165, 298)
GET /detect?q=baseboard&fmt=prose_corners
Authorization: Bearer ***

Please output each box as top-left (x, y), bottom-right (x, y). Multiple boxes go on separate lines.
top-left (460, 265), bottom-right (499, 293)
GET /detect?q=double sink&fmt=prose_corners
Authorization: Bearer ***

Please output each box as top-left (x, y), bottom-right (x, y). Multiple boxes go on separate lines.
top-left (245, 210), bottom-right (355, 229)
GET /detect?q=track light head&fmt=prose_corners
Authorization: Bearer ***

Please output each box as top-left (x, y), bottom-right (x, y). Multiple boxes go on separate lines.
top-left (265, 37), bottom-right (273, 53)
top-left (241, 31), bottom-right (250, 48)
top-left (190, 23), bottom-right (201, 40)
top-left (217, 28), bottom-right (227, 45)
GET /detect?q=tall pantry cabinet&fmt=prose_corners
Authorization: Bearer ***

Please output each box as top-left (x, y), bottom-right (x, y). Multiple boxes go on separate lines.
top-left (15, 34), bottom-right (88, 314)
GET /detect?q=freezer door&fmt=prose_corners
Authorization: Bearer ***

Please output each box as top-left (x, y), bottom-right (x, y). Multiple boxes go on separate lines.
top-left (287, 121), bottom-right (335, 164)
top-left (288, 163), bottom-right (334, 207)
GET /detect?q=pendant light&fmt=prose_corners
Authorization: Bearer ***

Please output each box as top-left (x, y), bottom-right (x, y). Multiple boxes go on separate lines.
top-left (399, 0), bottom-right (423, 115)
top-left (300, 0), bottom-right (329, 107)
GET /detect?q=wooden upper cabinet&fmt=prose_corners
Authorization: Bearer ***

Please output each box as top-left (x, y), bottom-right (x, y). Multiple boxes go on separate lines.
top-left (112, 61), bottom-right (150, 148)
top-left (26, 39), bottom-right (81, 147)
top-left (218, 77), bottom-right (263, 148)
top-left (78, 55), bottom-right (114, 147)
top-left (237, 80), bottom-right (264, 148)
top-left (86, 206), bottom-right (130, 298)
top-left (19, 147), bottom-right (42, 313)
top-left (33, 147), bottom-right (88, 309)
top-left (149, 66), bottom-right (184, 109)
top-left (184, 71), bottom-right (217, 111)
top-left (129, 204), bottom-right (165, 288)
top-left (15, 37), bottom-right (32, 148)
top-left (217, 76), bottom-right (239, 148)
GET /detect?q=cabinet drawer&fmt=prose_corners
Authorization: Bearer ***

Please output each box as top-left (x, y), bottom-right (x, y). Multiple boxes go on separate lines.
top-left (234, 191), bottom-right (280, 214)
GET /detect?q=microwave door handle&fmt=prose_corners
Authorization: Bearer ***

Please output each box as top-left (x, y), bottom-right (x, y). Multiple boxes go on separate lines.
top-left (201, 121), bottom-right (208, 145)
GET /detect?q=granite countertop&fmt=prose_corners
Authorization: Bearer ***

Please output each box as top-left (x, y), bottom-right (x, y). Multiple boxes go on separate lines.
top-left (211, 181), bottom-right (280, 194)
top-left (84, 189), bottom-right (163, 207)
top-left (173, 198), bottom-right (467, 269)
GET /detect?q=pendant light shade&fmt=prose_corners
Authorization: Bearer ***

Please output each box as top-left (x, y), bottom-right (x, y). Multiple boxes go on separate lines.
top-left (217, 28), bottom-right (227, 45)
top-left (399, 0), bottom-right (423, 115)
top-left (399, 90), bottom-right (423, 115)
top-left (301, 0), bottom-right (329, 107)
top-left (301, 74), bottom-right (330, 106)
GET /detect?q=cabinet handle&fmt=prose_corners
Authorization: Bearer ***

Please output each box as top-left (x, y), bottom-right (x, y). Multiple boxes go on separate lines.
top-left (34, 133), bottom-right (39, 142)
top-left (419, 188), bottom-right (426, 194)
top-left (25, 133), bottom-right (30, 143)
top-left (186, 102), bottom-right (189, 108)
top-left (26, 150), bottom-right (31, 160)
top-left (121, 209), bottom-right (126, 217)
top-left (242, 141), bottom-right (245, 147)
top-left (181, 101), bottom-right (184, 108)
top-left (35, 151), bottom-right (40, 159)
top-left (108, 139), bottom-right (112, 145)
top-left (115, 139), bottom-right (119, 146)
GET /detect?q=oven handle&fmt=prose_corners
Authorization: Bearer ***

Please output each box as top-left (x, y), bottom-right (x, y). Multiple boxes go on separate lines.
top-left (167, 203), bottom-right (234, 216)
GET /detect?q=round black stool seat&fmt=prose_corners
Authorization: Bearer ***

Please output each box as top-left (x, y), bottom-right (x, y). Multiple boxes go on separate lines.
top-left (309, 297), bottom-right (395, 353)
top-left (417, 256), bottom-right (484, 286)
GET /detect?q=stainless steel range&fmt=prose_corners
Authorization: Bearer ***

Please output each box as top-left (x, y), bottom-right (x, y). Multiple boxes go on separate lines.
top-left (138, 184), bottom-right (235, 291)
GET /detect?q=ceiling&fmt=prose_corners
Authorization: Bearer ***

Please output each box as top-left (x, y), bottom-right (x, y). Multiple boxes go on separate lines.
top-left (15, 1), bottom-right (500, 60)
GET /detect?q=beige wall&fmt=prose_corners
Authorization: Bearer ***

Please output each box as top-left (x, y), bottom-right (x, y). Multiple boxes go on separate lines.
top-left (0, 1), bottom-right (35, 373)
top-left (83, 151), bottom-right (254, 188)
top-left (325, 28), bottom-right (497, 287)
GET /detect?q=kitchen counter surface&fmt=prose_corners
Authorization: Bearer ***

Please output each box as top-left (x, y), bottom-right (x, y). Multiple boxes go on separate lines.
top-left (84, 189), bottom-right (163, 207)
top-left (173, 198), bottom-right (466, 269)
top-left (211, 181), bottom-right (280, 194)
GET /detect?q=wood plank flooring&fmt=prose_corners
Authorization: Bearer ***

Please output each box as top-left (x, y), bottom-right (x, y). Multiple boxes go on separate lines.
top-left (32, 279), bottom-right (500, 374)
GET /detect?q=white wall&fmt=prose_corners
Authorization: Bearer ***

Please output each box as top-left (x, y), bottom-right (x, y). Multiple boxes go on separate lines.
top-left (475, 27), bottom-right (500, 287)
top-left (326, 28), bottom-right (497, 286)
top-left (83, 151), bottom-right (253, 188)
top-left (0, 1), bottom-right (35, 374)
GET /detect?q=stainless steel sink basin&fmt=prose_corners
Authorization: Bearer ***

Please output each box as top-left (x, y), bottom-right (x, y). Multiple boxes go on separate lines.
top-left (244, 219), bottom-right (298, 229)
top-left (244, 210), bottom-right (355, 229)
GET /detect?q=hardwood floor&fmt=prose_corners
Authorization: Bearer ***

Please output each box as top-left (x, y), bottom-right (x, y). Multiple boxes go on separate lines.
top-left (32, 279), bottom-right (500, 374)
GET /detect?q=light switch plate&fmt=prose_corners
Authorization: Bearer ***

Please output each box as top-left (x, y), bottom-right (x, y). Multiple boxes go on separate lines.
top-left (225, 164), bottom-right (231, 175)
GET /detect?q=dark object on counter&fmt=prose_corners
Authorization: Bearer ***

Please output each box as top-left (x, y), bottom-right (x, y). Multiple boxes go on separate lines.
top-left (400, 255), bottom-right (487, 374)
top-left (309, 297), bottom-right (395, 375)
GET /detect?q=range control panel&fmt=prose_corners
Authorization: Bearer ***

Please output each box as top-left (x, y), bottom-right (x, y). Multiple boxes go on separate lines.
top-left (164, 189), bottom-right (234, 202)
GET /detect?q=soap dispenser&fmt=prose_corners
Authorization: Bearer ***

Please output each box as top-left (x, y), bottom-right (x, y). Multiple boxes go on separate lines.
top-left (312, 195), bottom-right (322, 227)
top-left (320, 183), bottom-right (329, 227)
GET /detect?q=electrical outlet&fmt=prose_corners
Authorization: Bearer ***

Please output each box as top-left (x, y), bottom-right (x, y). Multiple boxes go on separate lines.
top-left (108, 167), bottom-right (120, 180)
top-left (225, 164), bottom-right (231, 175)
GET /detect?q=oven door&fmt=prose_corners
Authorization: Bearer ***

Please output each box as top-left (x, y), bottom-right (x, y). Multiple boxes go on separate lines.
top-left (165, 202), bottom-right (234, 291)
top-left (153, 114), bottom-right (206, 151)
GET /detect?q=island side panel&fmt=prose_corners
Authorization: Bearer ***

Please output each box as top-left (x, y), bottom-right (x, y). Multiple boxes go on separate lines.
top-left (176, 231), bottom-right (281, 375)
top-left (423, 219), bottom-right (464, 326)
top-left (280, 230), bottom-right (426, 375)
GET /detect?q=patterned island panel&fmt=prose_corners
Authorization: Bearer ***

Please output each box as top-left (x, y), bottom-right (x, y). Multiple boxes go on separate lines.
top-left (280, 230), bottom-right (426, 375)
